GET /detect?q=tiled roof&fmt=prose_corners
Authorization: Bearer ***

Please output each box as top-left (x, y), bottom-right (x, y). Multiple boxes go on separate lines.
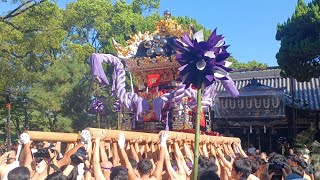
top-left (215, 69), bottom-right (320, 110)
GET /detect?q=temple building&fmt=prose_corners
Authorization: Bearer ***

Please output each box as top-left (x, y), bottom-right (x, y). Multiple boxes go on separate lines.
top-left (213, 67), bottom-right (320, 152)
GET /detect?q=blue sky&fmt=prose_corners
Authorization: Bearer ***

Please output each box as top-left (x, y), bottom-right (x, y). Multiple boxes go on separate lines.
top-left (155, 0), bottom-right (312, 66)
top-left (1, 0), bottom-right (312, 66)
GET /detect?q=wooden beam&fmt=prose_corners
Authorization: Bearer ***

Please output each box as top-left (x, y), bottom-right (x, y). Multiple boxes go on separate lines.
top-left (26, 131), bottom-right (79, 143)
top-left (25, 129), bottom-right (241, 145)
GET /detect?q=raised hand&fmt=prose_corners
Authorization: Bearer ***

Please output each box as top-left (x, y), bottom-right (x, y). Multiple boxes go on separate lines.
top-left (118, 133), bottom-right (126, 149)
top-left (81, 130), bottom-right (91, 144)
top-left (48, 148), bottom-right (58, 165)
top-left (160, 132), bottom-right (169, 147)
top-left (19, 133), bottom-right (30, 145)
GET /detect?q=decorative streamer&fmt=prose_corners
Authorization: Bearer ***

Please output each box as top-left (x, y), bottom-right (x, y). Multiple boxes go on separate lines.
top-left (91, 51), bottom-right (220, 123)
top-left (90, 53), bottom-right (149, 121)
top-left (129, 71), bottom-right (134, 94)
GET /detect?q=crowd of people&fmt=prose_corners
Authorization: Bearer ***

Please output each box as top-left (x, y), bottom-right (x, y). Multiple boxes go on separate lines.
top-left (0, 130), bottom-right (317, 180)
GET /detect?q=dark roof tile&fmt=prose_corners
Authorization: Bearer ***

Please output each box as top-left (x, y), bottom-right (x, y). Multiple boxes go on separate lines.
top-left (215, 69), bottom-right (320, 110)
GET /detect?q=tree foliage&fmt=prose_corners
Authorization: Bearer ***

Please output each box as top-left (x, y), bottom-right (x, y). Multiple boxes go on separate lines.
top-left (227, 56), bottom-right (268, 70)
top-left (0, 0), bottom-right (161, 134)
top-left (276, 0), bottom-right (320, 82)
top-left (0, 0), bottom-right (268, 134)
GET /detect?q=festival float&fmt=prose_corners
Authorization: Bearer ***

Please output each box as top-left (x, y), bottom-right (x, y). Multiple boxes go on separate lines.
top-left (22, 12), bottom-right (242, 179)
top-left (90, 11), bottom-right (239, 135)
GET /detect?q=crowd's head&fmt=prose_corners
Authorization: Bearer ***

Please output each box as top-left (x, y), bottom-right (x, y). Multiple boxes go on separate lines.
top-left (137, 159), bottom-right (153, 175)
top-left (110, 166), bottom-right (128, 180)
top-left (232, 159), bottom-right (252, 179)
top-left (7, 166), bottom-right (30, 180)
top-left (198, 155), bottom-right (218, 173)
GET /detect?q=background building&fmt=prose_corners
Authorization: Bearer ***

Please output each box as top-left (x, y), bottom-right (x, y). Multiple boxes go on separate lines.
top-left (213, 67), bottom-right (320, 152)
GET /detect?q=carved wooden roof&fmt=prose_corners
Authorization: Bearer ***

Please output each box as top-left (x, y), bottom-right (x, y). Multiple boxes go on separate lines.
top-left (112, 12), bottom-right (190, 84)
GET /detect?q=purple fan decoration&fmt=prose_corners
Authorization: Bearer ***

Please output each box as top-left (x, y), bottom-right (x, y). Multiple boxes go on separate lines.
top-left (174, 29), bottom-right (237, 95)
top-left (174, 29), bottom-right (239, 180)
top-left (91, 99), bottom-right (105, 113)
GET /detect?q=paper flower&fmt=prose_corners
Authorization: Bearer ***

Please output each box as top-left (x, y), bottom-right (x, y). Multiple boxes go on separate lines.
top-left (91, 99), bottom-right (105, 113)
top-left (174, 29), bottom-right (233, 89)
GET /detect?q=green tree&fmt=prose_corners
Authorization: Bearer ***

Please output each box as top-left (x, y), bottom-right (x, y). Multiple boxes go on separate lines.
top-left (0, 0), bottom-right (64, 134)
top-left (294, 128), bottom-right (317, 149)
top-left (0, 0), bottom-right (46, 91)
top-left (276, 0), bottom-right (320, 82)
top-left (60, 0), bottom-right (160, 131)
top-left (27, 59), bottom-right (88, 132)
top-left (227, 56), bottom-right (268, 70)
top-left (175, 16), bottom-right (211, 39)
top-left (131, 0), bottom-right (160, 14)
top-left (100, 1), bottom-right (161, 54)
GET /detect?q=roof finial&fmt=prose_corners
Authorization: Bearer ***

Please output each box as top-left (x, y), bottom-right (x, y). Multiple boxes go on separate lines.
top-left (164, 10), bottom-right (171, 20)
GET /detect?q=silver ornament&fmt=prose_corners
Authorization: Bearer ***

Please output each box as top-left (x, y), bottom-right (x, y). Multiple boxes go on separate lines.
top-left (153, 42), bottom-right (159, 48)
top-left (146, 48), bottom-right (155, 56)
top-left (144, 41), bottom-right (152, 48)
top-left (159, 38), bottom-right (167, 47)
top-left (161, 49), bottom-right (167, 56)
top-left (153, 34), bottom-right (161, 42)
top-left (196, 59), bottom-right (207, 70)
top-left (164, 10), bottom-right (171, 19)
top-left (155, 47), bottom-right (164, 55)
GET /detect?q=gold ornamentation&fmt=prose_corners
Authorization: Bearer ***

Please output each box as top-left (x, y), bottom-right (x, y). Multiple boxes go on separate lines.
top-left (149, 78), bottom-right (158, 84)
top-left (155, 18), bottom-right (188, 37)
top-left (112, 31), bottom-right (153, 59)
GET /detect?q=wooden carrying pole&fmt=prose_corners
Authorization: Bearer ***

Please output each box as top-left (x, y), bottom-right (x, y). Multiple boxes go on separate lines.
top-left (158, 130), bottom-right (241, 144)
top-left (87, 128), bottom-right (241, 144)
top-left (25, 129), bottom-right (241, 144)
top-left (26, 131), bottom-right (79, 143)
top-left (86, 128), bottom-right (160, 142)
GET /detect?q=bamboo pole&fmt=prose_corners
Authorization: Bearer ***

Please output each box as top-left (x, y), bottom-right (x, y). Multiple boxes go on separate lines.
top-left (26, 131), bottom-right (79, 143)
top-left (193, 78), bottom-right (202, 180)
